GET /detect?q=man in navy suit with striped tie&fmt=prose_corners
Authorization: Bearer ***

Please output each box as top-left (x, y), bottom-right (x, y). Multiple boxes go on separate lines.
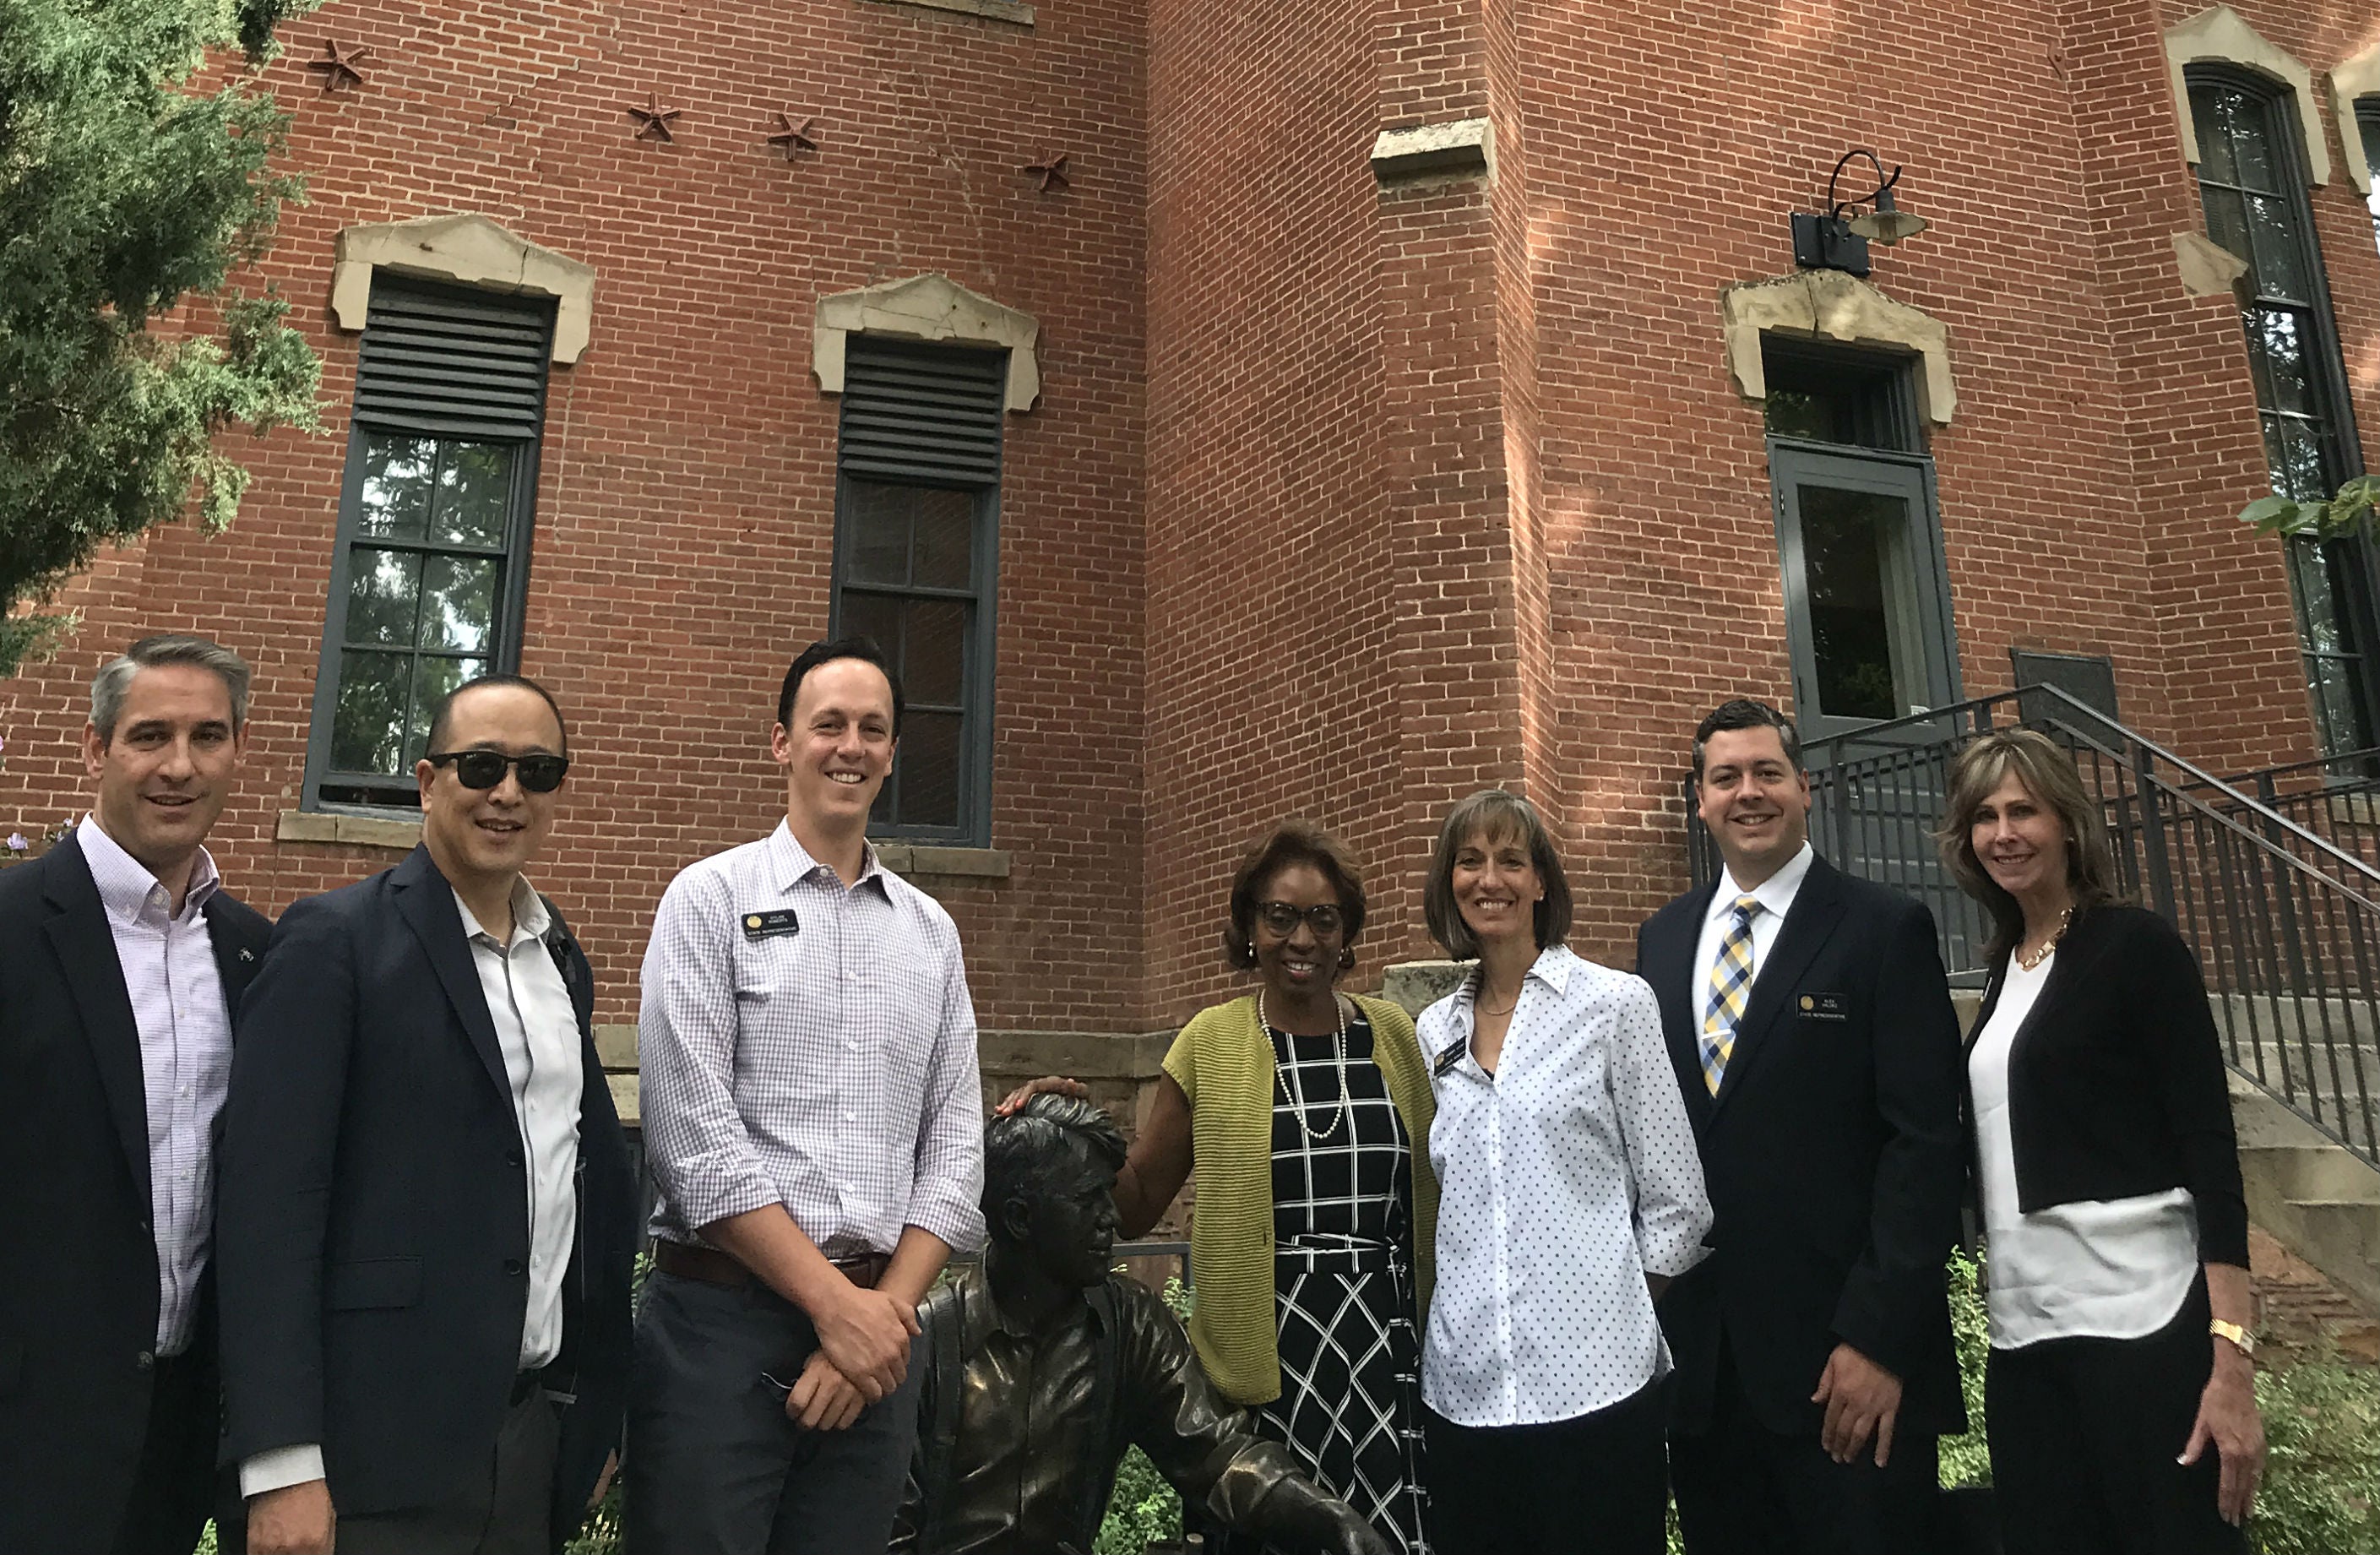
top-left (1635, 699), bottom-right (1965, 1555)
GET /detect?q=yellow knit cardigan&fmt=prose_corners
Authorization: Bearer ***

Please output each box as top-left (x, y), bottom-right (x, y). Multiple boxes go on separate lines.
top-left (1161, 992), bottom-right (1439, 1405)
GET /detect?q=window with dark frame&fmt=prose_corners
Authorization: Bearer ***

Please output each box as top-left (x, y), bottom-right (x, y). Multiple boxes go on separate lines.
top-left (2358, 99), bottom-right (2380, 251)
top-left (831, 337), bottom-right (1005, 845)
top-left (2189, 70), bottom-right (2380, 760)
top-left (302, 280), bottom-right (554, 812)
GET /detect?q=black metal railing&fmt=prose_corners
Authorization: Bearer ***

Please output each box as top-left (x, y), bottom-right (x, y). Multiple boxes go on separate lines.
top-left (1684, 685), bottom-right (2380, 1169)
top-left (2200, 746), bottom-right (2380, 880)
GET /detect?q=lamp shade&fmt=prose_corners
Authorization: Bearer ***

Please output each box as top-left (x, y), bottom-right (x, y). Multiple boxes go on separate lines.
top-left (1847, 187), bottom-right (1928, 245)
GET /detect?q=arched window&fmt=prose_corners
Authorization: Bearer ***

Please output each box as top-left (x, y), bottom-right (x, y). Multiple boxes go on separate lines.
top-left (2187, 68), bottom-right (2379, 758)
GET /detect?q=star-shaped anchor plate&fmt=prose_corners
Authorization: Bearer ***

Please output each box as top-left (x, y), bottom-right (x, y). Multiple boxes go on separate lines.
top-left (767, 111), bottom-right (822, 159)
top-left (627, 92), bottom-right (684, 144)
top-left (305, 39), bottom-right (373, 94)
top-left (1024, 152), bottom-right (1071, 192)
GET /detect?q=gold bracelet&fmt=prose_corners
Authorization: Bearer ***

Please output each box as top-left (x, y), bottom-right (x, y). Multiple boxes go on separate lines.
top-left (2209, 1318), bottom-right (2256, 1358)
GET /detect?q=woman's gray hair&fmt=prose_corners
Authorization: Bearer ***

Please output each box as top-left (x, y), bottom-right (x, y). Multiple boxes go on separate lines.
top-left (90, 635), bottom-right (252, 742)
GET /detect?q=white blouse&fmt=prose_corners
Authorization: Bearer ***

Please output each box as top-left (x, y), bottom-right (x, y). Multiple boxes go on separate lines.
top-left (1969, 952), bottom-right (2200, 1349)
top-left (1418, 946), bottom-right (1713, 1427)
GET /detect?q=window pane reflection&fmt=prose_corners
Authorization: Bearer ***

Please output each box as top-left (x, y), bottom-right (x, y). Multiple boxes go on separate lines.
top-left (1797, 485), bottom-right (1908, 723)
top-left (329, 430), bottom-right (517, 786)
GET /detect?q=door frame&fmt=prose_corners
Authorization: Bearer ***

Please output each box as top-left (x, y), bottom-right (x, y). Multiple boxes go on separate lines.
top-left (1767, 436), bottom-right (1963, 748)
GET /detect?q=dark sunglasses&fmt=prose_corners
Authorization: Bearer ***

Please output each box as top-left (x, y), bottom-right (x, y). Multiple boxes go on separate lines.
top-left (426, 749), bottom-right (570, 793)
top-left (1255, 901), bottom-right (1345, 937)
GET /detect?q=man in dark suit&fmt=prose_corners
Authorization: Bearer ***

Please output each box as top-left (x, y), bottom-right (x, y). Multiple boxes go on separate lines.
top-left (1636, 699), bottom-right (1965, 1555)
top-left (217, 673), bottom-right (636, 1555)
top-left (0, 634), bottom-right (272, 1554)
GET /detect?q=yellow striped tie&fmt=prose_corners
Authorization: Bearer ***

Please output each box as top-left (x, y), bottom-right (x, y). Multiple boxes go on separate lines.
top-left (1701, 896), bottom-right (1759, 1095)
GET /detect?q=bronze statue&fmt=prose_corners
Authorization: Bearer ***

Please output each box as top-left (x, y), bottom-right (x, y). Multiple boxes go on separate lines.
top-left (890, 1096), bottom-right (1394, 1555)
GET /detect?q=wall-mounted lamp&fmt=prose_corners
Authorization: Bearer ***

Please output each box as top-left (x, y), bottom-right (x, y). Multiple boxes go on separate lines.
top-left (1790, 149), bottom-right (1930, 276)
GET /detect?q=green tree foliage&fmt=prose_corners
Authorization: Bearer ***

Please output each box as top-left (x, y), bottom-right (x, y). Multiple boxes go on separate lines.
top-left (0, 0), bottom-right (323, 678)
top-left (2241, 477), bottom-right (2380, 546)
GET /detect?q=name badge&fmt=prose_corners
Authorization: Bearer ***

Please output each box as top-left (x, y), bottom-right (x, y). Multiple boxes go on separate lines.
top-left (1797, 991), bottom-right (1848, 1021)
top-left (1432, 1037), bottom-right (1467, 1077)
top-left (742, 909), bottom-right (801, 940)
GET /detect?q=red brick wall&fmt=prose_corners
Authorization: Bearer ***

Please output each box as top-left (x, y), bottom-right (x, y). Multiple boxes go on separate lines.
top-left (0, 0), bottom-right (1149, 1031)
top-left (8, 0), bottom-right (2377, 1031)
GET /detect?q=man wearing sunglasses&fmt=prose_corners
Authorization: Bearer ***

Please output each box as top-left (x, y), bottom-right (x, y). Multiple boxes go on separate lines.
top-left (216, 674), bottom-right (637, 1555)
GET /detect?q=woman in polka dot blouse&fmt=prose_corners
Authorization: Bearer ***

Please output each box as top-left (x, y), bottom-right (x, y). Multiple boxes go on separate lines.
top-left (1415, 789), bottom-right (1713, 1555)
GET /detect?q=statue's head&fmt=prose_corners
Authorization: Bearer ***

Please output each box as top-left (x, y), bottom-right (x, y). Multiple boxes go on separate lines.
top-left (981, 1094), bottom-right (1128, 1289)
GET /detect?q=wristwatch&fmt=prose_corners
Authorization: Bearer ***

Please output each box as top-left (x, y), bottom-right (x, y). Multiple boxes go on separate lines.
top-left (2209, 1318), bottom-right (2256, 1358)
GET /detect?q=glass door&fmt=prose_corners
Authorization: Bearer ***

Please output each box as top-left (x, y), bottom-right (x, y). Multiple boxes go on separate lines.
top-left (1769, 440), bottom-right (1960, 745)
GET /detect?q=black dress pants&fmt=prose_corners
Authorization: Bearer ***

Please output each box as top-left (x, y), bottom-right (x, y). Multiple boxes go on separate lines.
top-left (1668, 1343), bottom-right (1938, 1555)
top-left (1986, 1278), bottom-right (2246, 1555)
top-left (1423, 1378), bottom-right (1668, 1555)
top-left (109, 1350), bottom-right (220, 1555)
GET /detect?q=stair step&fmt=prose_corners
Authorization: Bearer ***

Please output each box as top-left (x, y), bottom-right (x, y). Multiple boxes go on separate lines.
top-left (2242, 1143), bottom-right (2380, 1202)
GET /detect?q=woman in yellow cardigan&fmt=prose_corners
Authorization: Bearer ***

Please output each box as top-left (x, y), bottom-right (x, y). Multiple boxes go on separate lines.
top-left (998, 820), bottom-right (1438, 1554)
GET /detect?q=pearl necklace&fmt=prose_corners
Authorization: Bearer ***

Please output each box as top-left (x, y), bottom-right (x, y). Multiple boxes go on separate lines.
top-left (1260, 988), bottom-right (1350, 1142)
top-left (2016, 905), bottom-right (2073, 972)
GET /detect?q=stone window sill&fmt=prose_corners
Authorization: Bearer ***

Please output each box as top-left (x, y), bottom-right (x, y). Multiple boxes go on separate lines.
top-left (278, 810), bottom-right (424, 850)
top-left (874, 844), bottom-right (1011, 879)
top-left (862, 0), bottom-right (1033, 24)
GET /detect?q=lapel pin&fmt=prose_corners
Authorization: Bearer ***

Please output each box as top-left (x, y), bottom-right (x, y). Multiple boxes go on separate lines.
top-left (239, 949), bottom-right (255, 962)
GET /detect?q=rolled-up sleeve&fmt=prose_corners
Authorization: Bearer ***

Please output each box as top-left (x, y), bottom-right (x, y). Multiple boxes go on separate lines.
top-left (1611, 978), bottom-right (1714, 1279)
top-left (638, 866), bottom-right (780, 1232)
top-left (904, 918), bottom-right (986, 1253)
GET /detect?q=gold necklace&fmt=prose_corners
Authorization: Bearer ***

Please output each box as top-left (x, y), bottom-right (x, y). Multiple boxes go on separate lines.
top-left (2015, 905), bottom-right (2073, 972)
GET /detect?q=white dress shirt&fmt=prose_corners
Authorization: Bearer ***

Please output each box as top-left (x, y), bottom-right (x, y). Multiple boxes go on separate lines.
top-left (639, 822), bottom-right (986, 1257)
top-left (79, 816), bottom-right (231, 1357)
top-left (1418, 946), bottom-right (1714, 1427)
top-left (242, 876), bottom-right (584, 1500)
top-left (1688, 840), bottom-right (1815, 1008)
top-left (1968, 953), bottom-right (2199, 1348)
top-left (455, 879), bottom-right (584, 1369)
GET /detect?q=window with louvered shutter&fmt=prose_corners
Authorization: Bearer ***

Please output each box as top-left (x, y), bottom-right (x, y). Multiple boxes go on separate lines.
top-left (831, 337), bottom-right (1007, 844)
top-left (304, 279), bottom-right (557, 811)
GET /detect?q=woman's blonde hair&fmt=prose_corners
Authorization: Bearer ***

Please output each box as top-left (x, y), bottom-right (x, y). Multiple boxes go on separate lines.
top-left (1934, 728), bottom-right (2120, 961)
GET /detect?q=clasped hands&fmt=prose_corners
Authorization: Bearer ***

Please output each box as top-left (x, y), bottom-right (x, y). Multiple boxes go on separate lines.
top-left (785, 1275), bottom-right (921, 1432)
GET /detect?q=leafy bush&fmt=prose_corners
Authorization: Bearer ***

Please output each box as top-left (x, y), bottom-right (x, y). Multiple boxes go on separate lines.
top-left (1940, 1247), bottom-right (1991, 1489)
top-left (2250, 1351), bottom-right (2380, 1555)
top-left (1097, 1275), bottom-right (1193, 1553)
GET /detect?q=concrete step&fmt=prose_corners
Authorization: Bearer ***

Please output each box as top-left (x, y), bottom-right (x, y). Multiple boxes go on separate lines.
top-left (2233, 1084), bottom-right (2380, 1317)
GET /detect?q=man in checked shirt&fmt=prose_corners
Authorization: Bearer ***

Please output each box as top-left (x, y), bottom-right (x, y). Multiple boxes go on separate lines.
top-left (628, 636), bottom-right (987, 1555)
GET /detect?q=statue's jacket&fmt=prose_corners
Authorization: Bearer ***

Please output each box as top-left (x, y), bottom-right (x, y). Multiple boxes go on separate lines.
top-left (891, 1264), bottom-right (1303, 1554)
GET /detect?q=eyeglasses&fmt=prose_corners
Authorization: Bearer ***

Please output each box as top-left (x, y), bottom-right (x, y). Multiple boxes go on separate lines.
top-left (1255, 901), bottom-right (1345, 938)
top-left (426, 749), bottom-right (571, 793)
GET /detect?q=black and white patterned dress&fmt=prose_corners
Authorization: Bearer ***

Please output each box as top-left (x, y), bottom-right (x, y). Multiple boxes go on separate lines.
top-left (1204, 1014), bottom-right (1432, 1555)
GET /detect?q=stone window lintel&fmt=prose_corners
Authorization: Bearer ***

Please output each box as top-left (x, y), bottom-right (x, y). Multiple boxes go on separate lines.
top-left (813, 275), bottom-right (1041, 412)
top-left (1720, 271), bottom-right (1956, 426)
top-left (2165, 5), bottom-right (2329, 188)
top-left (331, 215), bottom-right (596, 364)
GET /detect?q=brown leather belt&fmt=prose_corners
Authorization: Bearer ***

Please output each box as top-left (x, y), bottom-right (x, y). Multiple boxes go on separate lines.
top-left (655, 1238), bottom-right (889, 1291)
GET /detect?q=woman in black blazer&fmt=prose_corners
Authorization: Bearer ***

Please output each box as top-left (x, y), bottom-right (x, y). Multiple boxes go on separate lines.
top-left (1937, 730), bottom-right (2263, 1554)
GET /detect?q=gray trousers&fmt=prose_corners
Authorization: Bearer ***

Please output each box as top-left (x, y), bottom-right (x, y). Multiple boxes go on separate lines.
top-left (225, 1390), bottom-right (558, 1555)
top-left (625, 1270), bottom-right (921, 1555)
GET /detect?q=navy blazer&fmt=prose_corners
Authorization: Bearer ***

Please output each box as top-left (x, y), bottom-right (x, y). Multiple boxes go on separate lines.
top-left (215, 845), bottom-right (634, 1540)
top-left (1636, 853), bottom-right (1967, 1438)
top-left (1964, 902), bottom-right (2249, 1267)
top-left (0, 830), bottom-right (270, 1549)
